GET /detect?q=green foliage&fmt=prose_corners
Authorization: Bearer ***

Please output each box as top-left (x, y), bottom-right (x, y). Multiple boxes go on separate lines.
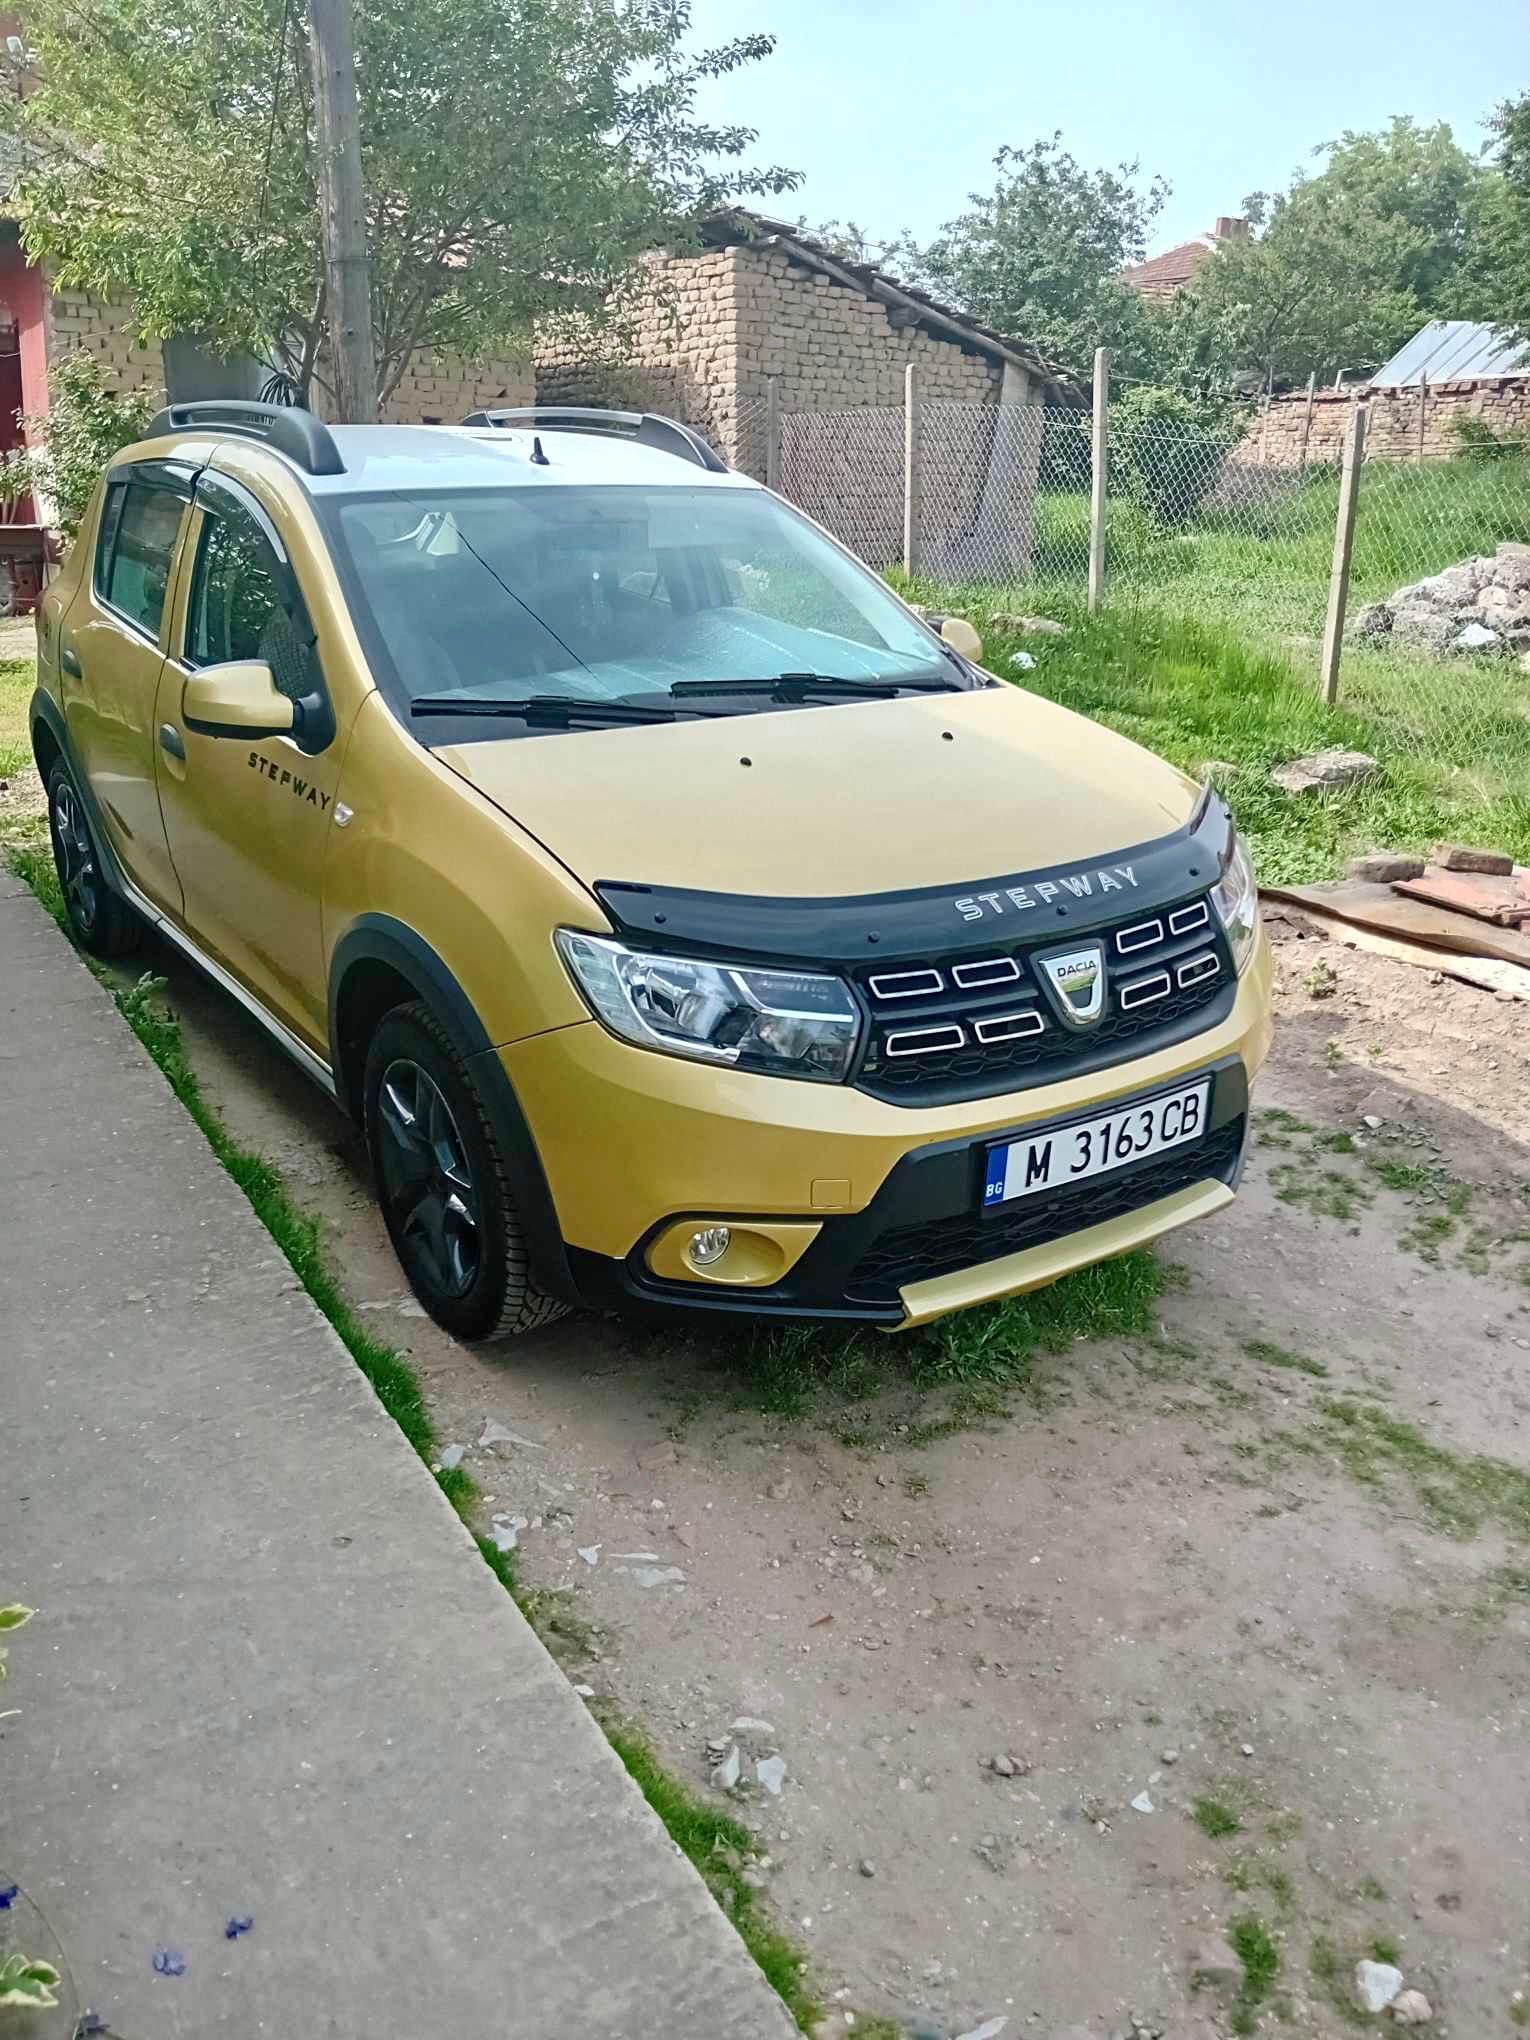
top-left (1173, 117), bottom-right (1493, 390)
top-left (0, 1600), bottom-right (33, 1695)
top-left (1112, 384), bottom-right (1236, 525)
top-left (3, 0), bottom-right (797, 405)
top-left (1229, 1914), bottom-right (1281, 2032)
top-left (18, 351), bottom-right (159, 539)
top-left (1195, 1796), bottom-right (1244, 1839)
top-left (1469, 91), bottom-right (1530, 344)
top-left (1450, 411), bottom-right (1530, 462)
top-left (900, 133), bottom-right (1170, 381)
top-left (0, 1953), bottom-right (61, 2010)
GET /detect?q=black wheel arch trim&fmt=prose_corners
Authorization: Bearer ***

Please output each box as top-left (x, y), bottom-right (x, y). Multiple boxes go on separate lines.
top-left (328, 914), bottom-right (579, 1308)
top-left (30, 687), bottom-right (135, 902)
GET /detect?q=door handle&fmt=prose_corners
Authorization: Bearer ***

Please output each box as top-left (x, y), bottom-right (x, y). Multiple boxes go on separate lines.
top-left (159, 723), bottom-right (186, 761)
top-left (60, 644), bottom-right (82, 679)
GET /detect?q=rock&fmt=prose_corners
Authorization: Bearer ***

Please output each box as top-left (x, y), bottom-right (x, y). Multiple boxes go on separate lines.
top-left (857, 1856), bottom-right (876, 1877)
top-left (478, 1419), bottom-right (541, 1450)
top-left (627, 1565), bottom-right (686, 1588)
top-left (1453, 621), bottom-right (1502, 652)
top-left (1347, 852), bottom-right (1425, 882)
top-left (710, 1744), bottom-right (742, 1791)
top-left (435, 1443), bottom-right (466, 1471)
top-left (489, 1513), bottom-right (528, 1552)
top-left (1190, 1935), bottom-right (1245, 1986)
top-left (954, 2020), bottom-right (1008, 2040)
top-left (732, 1716), bottom-right (776, 1734)
top-left (1411, 561), bottom-right (1484, 607)
top-left (989, 1752), bottom-right (1016, 1777)
top-left (1494, 540), bottom-right (1530, 592)
top-left (991, 612), bottom-right (1066, 636)
top-left (1239, 1743), bottom-right (1255, 1757)
top-left (755, 1754), bottom-right (787, 1796)
top-left (1130, 1790), bottom-right (1155, 1813)
top-left (1475, 585), bottom-right (1530, 629)
top-left (1391, 604), bottom-right (1455, 654)
top-left (1159, 1747), bottom-right (1180, 1764)
top-left (1431, 841), bottom-right (1513, 874)
top-left (973, 1832), bottom-right (1013, 1873)
top-left (1349, 600), bottom-right (1393, 639)
top-left (765, 1477), bottom-right (793, 1501)
top-left (576, 1544), bottom-right (600, 1566)
top-left (1010, 650), bottom-right (1037, 672)
top-left (1355, 1960), bottom-right (1405, 2013)
top-left (1391, 1989), bottom-right (1433, 2025)
top-left (636, 1440), bottom-right (679, 1471)
top-left (1271, 748), bottom-right (1379, 795)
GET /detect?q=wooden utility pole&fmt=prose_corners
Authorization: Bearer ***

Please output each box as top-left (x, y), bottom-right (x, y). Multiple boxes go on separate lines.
top-left (1319, 401), bottom-right (1367, 706)
top-left (903, 363), bottom-right (922, 579)
top-left (1298, 371), bottom-right (1317, 470)
top-left (306, 0), bottom-right (377, 422)
top-left (1088, 347), bottom-right (1110, 613)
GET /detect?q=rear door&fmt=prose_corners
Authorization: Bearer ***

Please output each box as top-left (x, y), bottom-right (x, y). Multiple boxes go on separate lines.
top-left (153, 471), bottom-right (338, 1050)
top-left (60, 463), bottom-right (195, 913)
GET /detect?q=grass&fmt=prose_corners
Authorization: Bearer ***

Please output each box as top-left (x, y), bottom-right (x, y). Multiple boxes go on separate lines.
top-left (602, 1724), bottom-right (819, 2029)
top-left (1229, 1914), bottom-right (1281, 2035)
top-left (1311, 1936), bottom-right (1370, 2027)
top-left (9, 841), bottom-right (829, 2033)
top-left (1321, 1397), bottom-right (1530, 1540)
top-left (1244, 1337), bottom-right (1328, 1379)
top-left (0, 656), bottom-right (31, 778)
top-left (1194, 1796), bottom-right (1244, 1839)
top-left (714, 1247), bottom-right (1167, 1435)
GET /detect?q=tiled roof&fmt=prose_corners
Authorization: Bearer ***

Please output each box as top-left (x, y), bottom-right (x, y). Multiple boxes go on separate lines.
top-left (1120, 236), bottom-right (1217, 299)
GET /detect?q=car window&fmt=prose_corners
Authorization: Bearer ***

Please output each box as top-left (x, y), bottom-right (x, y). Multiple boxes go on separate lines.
top-left (102, 482), bottom-right (184, 639)
top-left (188, 495), bottom-right (317, 705)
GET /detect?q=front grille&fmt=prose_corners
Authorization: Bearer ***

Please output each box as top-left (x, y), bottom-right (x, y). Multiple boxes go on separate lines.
top-left (846, 1115), bottom-right (1245, 1301)
top-left (854, 895), bottom-right (1230, 1104)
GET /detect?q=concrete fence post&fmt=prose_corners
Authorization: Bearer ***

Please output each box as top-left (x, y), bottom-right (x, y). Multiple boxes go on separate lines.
top-left (903, 363), bottom-right (922, 579)
top-left (1088, 346), bottom-right (1110, 613)
top-left (765, 377), bottom-right (782, 494)
top-left (1416, 379), bottom-right (1427, 463)
top-left (1319, 401), bottom-right (1367, 707)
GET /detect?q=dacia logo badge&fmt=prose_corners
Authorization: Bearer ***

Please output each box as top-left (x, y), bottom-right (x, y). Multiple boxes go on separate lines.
top-left (1036, 942), bottom-right (1106, 1030)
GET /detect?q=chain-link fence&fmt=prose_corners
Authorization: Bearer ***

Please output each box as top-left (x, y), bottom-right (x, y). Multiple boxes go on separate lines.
top-left (766, 392), bottom-right (1530, 784)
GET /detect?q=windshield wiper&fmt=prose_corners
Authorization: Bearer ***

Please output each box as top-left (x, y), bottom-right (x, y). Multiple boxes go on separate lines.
top-left (410, 693), bottom-right (679, 726)
top-left (670, 670), bottom-right (956, 702)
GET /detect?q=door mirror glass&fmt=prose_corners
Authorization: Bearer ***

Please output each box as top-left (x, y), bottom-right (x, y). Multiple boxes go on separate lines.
top-left (182, 660), bottom-right (296, 740)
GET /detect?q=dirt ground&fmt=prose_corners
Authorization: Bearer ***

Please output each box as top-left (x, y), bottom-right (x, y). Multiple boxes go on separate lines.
top-left (76, 905), bottom-right (1530, 2039)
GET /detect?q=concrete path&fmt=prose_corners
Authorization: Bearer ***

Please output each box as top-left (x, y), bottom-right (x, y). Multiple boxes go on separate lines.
top-left (0, 874), bottom-right (795, 2038)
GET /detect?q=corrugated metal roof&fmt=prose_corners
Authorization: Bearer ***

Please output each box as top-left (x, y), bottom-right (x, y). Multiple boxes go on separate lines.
top-left (1371, 319), bottom-right (1530, 387)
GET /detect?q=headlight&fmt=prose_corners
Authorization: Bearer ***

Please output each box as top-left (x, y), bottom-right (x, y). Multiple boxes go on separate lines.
top-left (1213, 829), bottom-right (1259, 974)
top-left (556, 930), bottom-right (862, 1082)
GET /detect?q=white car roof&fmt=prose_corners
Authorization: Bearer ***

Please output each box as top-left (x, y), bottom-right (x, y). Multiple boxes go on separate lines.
top-left (304, 424), bottom-right (759, 496)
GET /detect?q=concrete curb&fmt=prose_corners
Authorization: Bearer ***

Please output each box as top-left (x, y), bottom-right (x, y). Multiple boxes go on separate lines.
top-left (1, 885), bottom-right (797, 2037)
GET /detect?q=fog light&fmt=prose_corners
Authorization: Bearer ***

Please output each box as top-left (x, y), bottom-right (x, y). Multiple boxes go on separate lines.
top-left (688, 1225), bottom-right (732, 1267)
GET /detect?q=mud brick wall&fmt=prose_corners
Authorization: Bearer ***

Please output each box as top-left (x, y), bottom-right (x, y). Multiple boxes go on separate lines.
top-left (381, 348), bottom-right (534, 425)
top-left (45, 288), bottom-right (165, 393)
top-left (1239, 380), bottom-right (1530, 467)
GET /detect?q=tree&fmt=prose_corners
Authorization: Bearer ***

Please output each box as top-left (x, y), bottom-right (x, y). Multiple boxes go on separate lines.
top-left (898, 135), bottom-right (1171, 380)
top-left (1173, 117), bottom-right (1489, 390)
top-left (1469, 90), bottom-right (1530, 342)
top-left (2, 0), bottom-right (797, 407)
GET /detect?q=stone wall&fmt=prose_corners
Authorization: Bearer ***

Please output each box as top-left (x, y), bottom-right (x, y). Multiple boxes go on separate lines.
top-left (1237, 379), bottom-right (1530, 467)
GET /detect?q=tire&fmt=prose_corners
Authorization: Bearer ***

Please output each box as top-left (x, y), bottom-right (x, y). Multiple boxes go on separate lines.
top-left (46, 758), bottom-right (144, 958)
top-left (363, 999), bottom-right (568, 1342)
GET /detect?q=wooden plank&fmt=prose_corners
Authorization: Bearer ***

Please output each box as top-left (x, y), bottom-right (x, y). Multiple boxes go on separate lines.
top-left (1294, 909), bottom-right (1530, 1001)
top-left (1394, 870), bottom-right (1530, 926)
top-left (1261, 879), bottom-right (1530, 968)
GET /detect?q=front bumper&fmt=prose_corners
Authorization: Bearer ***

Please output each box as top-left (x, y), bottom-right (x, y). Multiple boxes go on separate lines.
top-left (502, 926), bottom-right (1273, 1327)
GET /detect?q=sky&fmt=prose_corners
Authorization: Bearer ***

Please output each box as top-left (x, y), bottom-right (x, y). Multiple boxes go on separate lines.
top-left (686, 0), bottom-right (1526, 256)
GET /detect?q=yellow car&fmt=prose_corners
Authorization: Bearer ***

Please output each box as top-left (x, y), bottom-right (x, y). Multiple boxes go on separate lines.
top-left (31, 401), bottom-right (1271, 1340)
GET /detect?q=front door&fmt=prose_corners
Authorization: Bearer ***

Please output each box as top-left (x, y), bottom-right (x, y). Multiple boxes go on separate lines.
top-left (154, 474), bottom-right (340, 1051)
top-left (60, 464), bottom-right (194, 914)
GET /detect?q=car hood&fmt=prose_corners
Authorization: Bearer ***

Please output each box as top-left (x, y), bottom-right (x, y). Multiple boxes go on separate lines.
top-left (434, 684), bottom-right (1198, 900)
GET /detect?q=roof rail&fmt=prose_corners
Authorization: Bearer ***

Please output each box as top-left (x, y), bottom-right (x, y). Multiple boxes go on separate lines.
top-left (460, 405), bottom-right (729, 474)
top-left (144, 401), bottom-right (345, 477)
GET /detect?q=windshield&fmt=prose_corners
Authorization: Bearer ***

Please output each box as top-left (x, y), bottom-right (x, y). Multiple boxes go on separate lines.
top-left (327, 484), bottom-right (952, 730)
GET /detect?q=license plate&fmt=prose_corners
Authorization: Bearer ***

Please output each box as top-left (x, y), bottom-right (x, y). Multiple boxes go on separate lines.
top-left (983, 1078), bottom-right (1213, 1209)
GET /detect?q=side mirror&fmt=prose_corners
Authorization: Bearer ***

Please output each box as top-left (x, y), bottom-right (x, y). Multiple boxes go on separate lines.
top-left (182, 661), bottom-right (296, 741)
top-left (939, 616), bottom-right (984, 664)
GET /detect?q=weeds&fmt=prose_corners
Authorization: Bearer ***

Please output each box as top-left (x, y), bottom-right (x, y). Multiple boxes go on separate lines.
top-left (1194, 1796), bottom-right (1243, 1839)
top-left (1321, 1398), bottom-right (1530, 1539)
top-left (1229, 1915), bottom-right (1280, 2034)
top-left (1244, 1337), bottom-right (1328, 1379)
top-left (1310, 1936), bottom-right (1369, 2027)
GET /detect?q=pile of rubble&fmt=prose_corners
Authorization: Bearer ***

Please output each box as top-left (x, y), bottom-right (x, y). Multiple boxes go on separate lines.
top-left (1350, 540), bottom-right (1530, 662)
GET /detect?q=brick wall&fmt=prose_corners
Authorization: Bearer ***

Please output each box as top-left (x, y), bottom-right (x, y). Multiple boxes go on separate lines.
top-left (45, 287), bottom-right (164, 393)
top-left (1238, 379), bottom-right (1530, 466)
top-left (380, 347), bottom-right (533, 424)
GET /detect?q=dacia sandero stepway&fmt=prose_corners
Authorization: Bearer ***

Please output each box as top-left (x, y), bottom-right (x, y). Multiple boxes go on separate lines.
top-left (31, 401), bottom-right (1271, 1341)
